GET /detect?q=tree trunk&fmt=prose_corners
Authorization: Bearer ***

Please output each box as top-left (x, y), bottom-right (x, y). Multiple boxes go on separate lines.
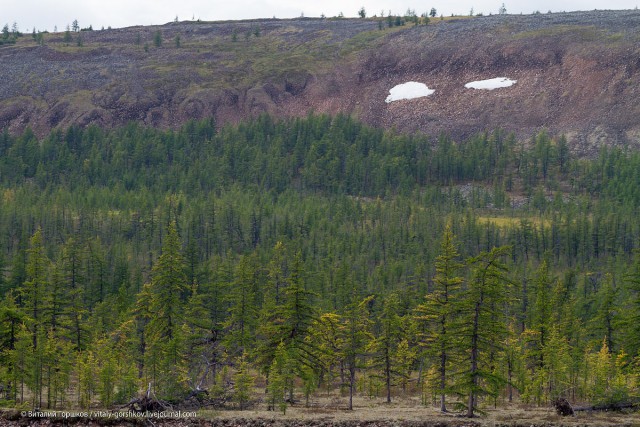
top-left (348, 364), bottom-right (355, 410)
top-left (440, 345), bottom-right (447, 412)
top-left (385, 348), bottom-right (391, 403)
top-left (439, 308), bottom-right (448, 413)
top-left (467, 301), bottom-right (481, 418)
top-left (507, 359), bottom-right (513, 402)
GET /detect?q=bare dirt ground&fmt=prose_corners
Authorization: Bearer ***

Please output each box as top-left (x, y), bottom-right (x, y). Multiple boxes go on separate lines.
top-left (2, 396), bottom-right (640, 427)
top-left (202, 396), bottom-right (640, 427)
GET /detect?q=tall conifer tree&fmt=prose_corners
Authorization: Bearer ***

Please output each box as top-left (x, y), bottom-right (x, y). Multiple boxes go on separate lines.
top-left (415, 224), bottom-right (464, 412)
top-left (144, 221), bottom-right (189, 399)
top-left (458, 246), bottom-right (511, 417)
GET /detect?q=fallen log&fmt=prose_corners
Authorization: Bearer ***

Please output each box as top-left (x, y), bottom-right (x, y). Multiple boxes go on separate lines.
top-left (573, 402), bottom-right (638, 412)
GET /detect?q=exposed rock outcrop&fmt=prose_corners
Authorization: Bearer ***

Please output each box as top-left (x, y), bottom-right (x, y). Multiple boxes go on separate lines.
top-left (1, 11), bottom-right (640, 153)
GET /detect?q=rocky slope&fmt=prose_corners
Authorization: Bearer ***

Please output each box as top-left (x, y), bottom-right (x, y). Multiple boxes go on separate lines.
top-left (1, 10), bottom-right (640, 151)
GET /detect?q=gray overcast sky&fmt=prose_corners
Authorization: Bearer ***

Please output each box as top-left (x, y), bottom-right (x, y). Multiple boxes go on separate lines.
top-left (3, 0), bottom-right (639, 32)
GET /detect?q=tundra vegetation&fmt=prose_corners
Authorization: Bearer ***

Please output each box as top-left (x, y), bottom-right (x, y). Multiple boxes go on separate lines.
top-left (1, 115), bottom-right (640, 419)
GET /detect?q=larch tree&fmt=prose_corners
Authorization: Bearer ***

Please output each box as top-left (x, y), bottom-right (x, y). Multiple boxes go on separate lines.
top-left (143, 221), bottom-right (189, 400)
top-left (233, 351), bottom-right (254, 410)
top-left (415, 224), bottom-right (464, 412)
top-left (9, 325), bottom-right (33, 404)
top-left (60, 237), bottom-right (87, 350)
top-left (540, 326), bottom-right (571, 402)
top-left (528, 261), bottom-right (554, 363)
top-left (279, 252), bottom-right (316, 395)
top-left (458, 246), bottom-right (511, 417)
top-left (223, 254), bottom-right (259, 358)
top-left (257, 248), bottom-right (316, 392)
top-left (342, 293), bottom-right (374, 410)
top-left (22, 228), bottom-right (49, 349)
top-left (18, 229), bottom-right (53, 407)
top-left (267, 341), bottom-right (292, 414)
top-left (624, 250), bottom-right (640, 357)
top-left (594, 273), bottom-right (618, 352)
top-left (367, 292), bottom-right (404, 403)
top-left (43, 328), bottom-right (74, 408)
top-left (255, 242), bottom-right (288, 373)
top-left (306, 312), bottom-right (345, 394)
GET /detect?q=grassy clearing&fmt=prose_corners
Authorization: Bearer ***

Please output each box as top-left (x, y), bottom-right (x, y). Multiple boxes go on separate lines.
top-left (197, 396), bottom-right (640, 426)
top-left (337, 27), bottom-right (402, 58)
top-left (477, 215), bottom-right (551, 229)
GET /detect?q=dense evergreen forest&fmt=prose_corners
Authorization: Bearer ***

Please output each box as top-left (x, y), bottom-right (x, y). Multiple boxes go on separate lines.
top-left (2, 114), bottom-right (640, 416)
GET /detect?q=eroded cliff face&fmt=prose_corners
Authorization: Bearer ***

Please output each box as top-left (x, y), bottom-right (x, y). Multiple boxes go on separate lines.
top-left (1, 10), bottom-right (640, 151)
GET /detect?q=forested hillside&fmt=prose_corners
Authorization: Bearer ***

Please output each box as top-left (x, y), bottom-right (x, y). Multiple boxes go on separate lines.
top-left (1, 115), bottom-right (640, 415)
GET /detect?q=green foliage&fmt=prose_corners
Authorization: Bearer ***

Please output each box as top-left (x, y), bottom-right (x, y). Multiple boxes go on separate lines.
top-left (95, 337), bottom-right (117, 407)
top-left (540, 326), bottom-right (572, 402)
top-left (6, 325), bottom-right (33, 404)
top-left (394, 338), bottom-right (416, 392)
top-left (22, 229), bottom-right (49, 350)
top-left (43, 329), bottom-right (74, 408)
top-left (414, 225), bottom-right (464, 412)
top-left (306, 312), bottom-right (345, 393)
top-left (1, 114), bottom-right (640, 410)
top-left (456, 246), bottom-right (512, 416)
top-left (153, 30), bottom-right (162, 47)
top-left (367, 292), bottom-right (404, 403)
top-left (342, 294), bottom-right (374, 410)
top-left (266, 342), bottom-right (291, 413)
top-left (77, 351), bottom-right (96, 409)
top-left (256, 246), bottom-right (316, 381)
top-left (624, 251), bottom-right (640, 356)
top-left (233, 353), bottom-right (254, 410)
top-left (143, 222), bottom-right (189, 400)
top-left (146, 222), bottom-right (188, 341)
top-left (0, 23), bottom-right (18, 45)
top-left (223, 255), bottom-right (259, 357)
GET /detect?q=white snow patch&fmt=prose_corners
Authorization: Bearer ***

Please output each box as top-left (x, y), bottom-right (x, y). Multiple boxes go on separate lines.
top-left (465, 77), bottom-right (517, 90)
top-left (385, 82), bottom-right (435, 103)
